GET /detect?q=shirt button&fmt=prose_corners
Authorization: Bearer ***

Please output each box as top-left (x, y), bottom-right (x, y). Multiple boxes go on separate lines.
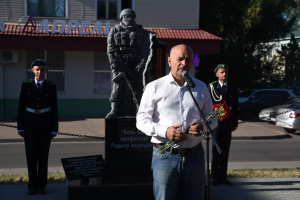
top-left (37, 98), bottom-right (39, 100)
top-left (37, 105), bottom-right (39, 108)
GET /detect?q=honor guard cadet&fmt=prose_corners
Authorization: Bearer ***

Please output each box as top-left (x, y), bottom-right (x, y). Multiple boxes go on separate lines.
top-left (17, 59), bottom-right (58, 195)
top-left (207, 64), bottom-right (238, 186)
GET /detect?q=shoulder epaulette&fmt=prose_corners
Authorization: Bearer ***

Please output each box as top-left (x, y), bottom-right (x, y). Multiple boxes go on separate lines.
top-left (23, 79), bottom-right (32, 83)
top-left (47, 81), bottom-right (55, 85)
top-left (209, 81), bottom-right (217, 85)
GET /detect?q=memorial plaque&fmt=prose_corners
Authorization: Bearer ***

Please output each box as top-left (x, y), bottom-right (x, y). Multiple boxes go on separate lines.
top-left (61, 155), bottom-right (105, 181)
top-left (105, 118), bottom-right (153, 176)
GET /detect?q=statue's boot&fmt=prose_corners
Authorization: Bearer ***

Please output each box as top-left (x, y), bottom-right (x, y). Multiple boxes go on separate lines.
top-left (106, 102), bottom-right (119, 118)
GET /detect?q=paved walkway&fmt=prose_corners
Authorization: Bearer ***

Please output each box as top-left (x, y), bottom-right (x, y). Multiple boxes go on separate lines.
top-left (0, 118), bottom-right (294, 141)
top-left (210, 177), bottom-right (300, 200)
top-left (0, 177), bottom-right (299, 200)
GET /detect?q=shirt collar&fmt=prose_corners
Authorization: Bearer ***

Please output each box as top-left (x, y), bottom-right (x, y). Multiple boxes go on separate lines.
top-left (35, 78), bottom-right (45, 86)
top-left (168, 72), bottom-right (187, 87)
top-left (218, 80), bottom-right (227, 87)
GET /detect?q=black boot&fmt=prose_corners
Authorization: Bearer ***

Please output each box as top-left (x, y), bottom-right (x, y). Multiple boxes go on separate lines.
top-left (106, 102), bottom-right (119, 118)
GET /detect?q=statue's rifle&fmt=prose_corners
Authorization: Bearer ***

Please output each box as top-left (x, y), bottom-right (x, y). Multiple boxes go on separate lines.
top-left (112, 63), bottom-right (140, 111)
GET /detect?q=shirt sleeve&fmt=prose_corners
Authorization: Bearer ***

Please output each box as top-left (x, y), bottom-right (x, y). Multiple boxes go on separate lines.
top-left (201, 87), bottom-right (218, 132)
top-left (136, 83), bottom-right (168, 139)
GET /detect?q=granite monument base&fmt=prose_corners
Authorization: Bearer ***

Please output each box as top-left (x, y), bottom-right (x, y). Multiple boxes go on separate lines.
top-left (105, 117), bottom-right (153, 177)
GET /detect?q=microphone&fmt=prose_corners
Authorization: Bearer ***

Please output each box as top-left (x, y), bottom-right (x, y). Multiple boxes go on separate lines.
top-left (182, 70), bottom-right (196, 88)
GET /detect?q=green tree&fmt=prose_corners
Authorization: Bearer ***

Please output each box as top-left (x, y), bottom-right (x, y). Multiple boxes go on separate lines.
top-left (198, 0), bottom-right (299, 91)
top-left (276, 34), bottom-right (300, 87)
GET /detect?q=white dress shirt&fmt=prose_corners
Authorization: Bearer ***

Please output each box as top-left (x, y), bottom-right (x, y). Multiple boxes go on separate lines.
top-left (19, 78), bottom-right (57, 136)
top-left (136, 72), bottom-right (218, 149)
top-left (35, 78), bottom-right (45, 89)
top-left (218, 80), bottom-right (227, 92)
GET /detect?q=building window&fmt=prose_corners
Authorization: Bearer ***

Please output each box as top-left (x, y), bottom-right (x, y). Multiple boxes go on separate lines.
top-left (267, 47), bottom-right (273, 60)
top-left (26, 50), bottom-right (65, 92)
top-left (27, 0), bottom-right (66, 17)
top-left (96, 0), bottom-right (134, 20)
top-left (94, 52), bottom-right (112, 93)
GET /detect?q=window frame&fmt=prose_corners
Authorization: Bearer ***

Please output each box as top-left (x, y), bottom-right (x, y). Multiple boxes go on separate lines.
top-left (93, 70), bottom-right (113, 94)
top-left (26, 50), bottom-right (66, 93)
top-left (93, 52), bottom-right (113, 94)
top-left (95, 0), bottom-right (135, 20)
top-left (266, 46), bottom-right (273, 60)
top-left (25, 0), bottom-right (68, 18)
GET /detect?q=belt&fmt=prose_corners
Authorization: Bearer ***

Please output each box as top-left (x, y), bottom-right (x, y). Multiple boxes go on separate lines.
top-left (26, 107), bottom-right (50, 115)
top-left (153, 142), bottom-right (202, 157)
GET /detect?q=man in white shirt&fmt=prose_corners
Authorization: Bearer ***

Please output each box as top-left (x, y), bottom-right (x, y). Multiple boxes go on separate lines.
top-left (136, 44), bottom-right (217, 200)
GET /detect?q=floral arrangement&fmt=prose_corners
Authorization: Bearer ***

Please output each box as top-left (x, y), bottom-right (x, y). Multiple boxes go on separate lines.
top-left (155, 102), bottom-right (231, 155)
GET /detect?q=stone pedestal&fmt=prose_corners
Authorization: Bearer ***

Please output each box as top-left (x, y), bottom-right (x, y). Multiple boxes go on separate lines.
top-left (105, 117), bottom-right (153, 176)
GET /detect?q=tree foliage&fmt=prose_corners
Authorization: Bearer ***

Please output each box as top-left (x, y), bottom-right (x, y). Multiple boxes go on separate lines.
top-left (276, 34), bottom-right (300, 86)
top-left (198, 0), bottom-right (300, 90)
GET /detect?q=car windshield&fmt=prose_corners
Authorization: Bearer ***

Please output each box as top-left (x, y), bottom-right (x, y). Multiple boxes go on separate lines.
top-left (238, 90), bottom-right (255, 97)
top-left (244, 97), bottom-right (262, 104)
top-left (293, 103), bottom-right (300, 109)
top-left (285, 99), bottom-right (300, 105)
top-left (288, 102), bottom-right (300, 108)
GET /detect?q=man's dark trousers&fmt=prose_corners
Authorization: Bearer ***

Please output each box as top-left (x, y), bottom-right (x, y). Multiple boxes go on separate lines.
top-left (211, 129), bottom-right (232, 181)
top-left (24, 130), bottom-right (52, 190)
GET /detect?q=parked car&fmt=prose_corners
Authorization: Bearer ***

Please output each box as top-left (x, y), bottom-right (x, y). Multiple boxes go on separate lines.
top-left (239, 96), bottom-right (290, 121)
top-left (259, 107), bottom-right (273, 121)
top-left (269, 98), bottom-right (300, 122)
top-left (238, 89), bottom-right (297, 103)
top-left (276, 102), bottom-right (300, 133)
top-left (259, 98), bottom-right (300, 122)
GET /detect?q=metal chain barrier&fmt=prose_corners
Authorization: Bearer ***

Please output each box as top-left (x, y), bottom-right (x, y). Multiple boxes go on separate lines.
top-left (238, 108), bottom-right (299, 124)
top-left (0, 123), bottom-right (105, 141)
top-left (0, 124), bottom-right (18, 128)
top-left (1, 108), bottom-right (299, 137)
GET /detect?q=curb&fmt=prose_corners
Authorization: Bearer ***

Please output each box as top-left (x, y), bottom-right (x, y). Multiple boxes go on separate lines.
top-left (0, 138), bottom-right (105, 143)
top-left (0, 134), bottom-right (292, 143)
top-left (232, 134), bottom-right (292, 140)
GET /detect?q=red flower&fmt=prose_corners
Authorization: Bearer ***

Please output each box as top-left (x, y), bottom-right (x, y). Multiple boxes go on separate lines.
top-left (219, 102), bottom-right (231, 121)
top-left (212, 104), bottom-right (221, 111)
top-left (212, 102), bottom-right (232, 121)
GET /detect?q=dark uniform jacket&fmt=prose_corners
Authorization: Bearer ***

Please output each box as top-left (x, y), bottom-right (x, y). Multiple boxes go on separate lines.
top-left (17, 79), bottom-right (58, 131)
top-left (208, 81), bottom-right (238, 130)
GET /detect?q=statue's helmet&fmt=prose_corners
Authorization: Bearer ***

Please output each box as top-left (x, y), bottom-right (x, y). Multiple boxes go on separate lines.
top-left (119, 8), bottom-right (136, 20)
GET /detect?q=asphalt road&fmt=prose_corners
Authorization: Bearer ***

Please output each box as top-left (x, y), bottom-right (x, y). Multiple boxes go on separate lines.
top-left (1, 136), bottom-right (300, 169)
top-left (0, 141), bottom-right (105, 169)
top-left (1, 120), bottom-right (300, 169)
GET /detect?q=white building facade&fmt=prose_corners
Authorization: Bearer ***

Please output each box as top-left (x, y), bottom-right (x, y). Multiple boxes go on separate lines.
top-left (0, 0), bottom-right (222, 118)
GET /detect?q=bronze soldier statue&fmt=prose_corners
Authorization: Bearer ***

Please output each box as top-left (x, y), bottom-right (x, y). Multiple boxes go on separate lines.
top-left (106, 8), bottom-right (155, 118)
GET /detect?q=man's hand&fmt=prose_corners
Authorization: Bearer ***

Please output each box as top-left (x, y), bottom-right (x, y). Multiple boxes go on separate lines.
top-left (18, 131), bottom-right (25, 138)
top-left (232, 127), bottom-right (237, 132)
top-left (166, 123), bottom-right (187, 142)
top-left (189, 122), bottom-right (204, 136)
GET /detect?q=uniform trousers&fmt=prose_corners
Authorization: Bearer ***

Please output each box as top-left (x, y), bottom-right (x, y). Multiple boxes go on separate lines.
top-left (24, 130), bottom-right (52, 190)
top-left (211, 129), bottom-right (232, 181)
top-left (152, 146), bottom-right (205, 200)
